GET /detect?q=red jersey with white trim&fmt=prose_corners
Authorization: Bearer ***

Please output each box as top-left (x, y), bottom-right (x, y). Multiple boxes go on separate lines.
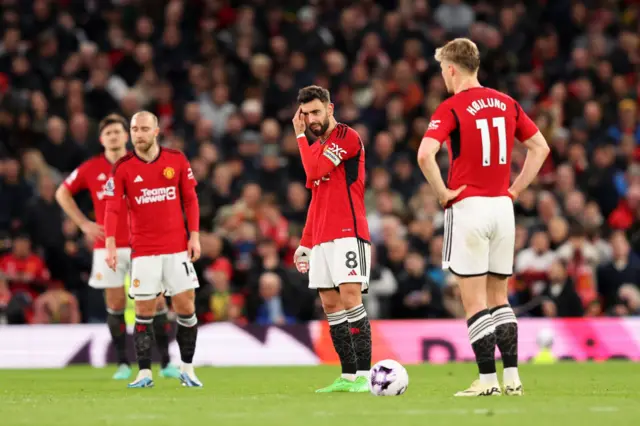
top-left (424, 87), bottom-right (539, 205)
top-left (103, 147), bottom-right (199, 258)
top-left (63, 154), bottom-right (130, 249)
top-left (297, 123), bottom-right (370, 247)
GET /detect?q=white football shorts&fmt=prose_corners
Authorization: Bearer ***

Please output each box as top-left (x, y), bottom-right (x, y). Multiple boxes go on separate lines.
top-left (90, 248), bottom-right (131, 289)
top-left (442, 196), bottom-right (515, 277)
top-left (130, 251), bottom-right (200, 300)
top-left (309, 237), bottom-right (371, 292)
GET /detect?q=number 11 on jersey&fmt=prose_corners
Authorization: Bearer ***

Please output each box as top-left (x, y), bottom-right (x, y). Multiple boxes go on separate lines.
top-left (476, 117), bottom-right (507, 167)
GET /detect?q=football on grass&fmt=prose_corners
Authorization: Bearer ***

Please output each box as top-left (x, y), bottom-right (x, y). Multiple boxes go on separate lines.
top-left (369, 359), bottom-right (409, 396)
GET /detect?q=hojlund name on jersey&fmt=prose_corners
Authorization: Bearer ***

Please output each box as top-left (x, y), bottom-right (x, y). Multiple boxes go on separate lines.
top-left (466, 98), bottom-right (507, 116)
top-left (134, 186), bottom-right (177, 204)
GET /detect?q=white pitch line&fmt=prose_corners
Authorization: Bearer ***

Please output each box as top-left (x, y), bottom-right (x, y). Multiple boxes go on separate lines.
top-left (590, 407), bottom-right (619, 412)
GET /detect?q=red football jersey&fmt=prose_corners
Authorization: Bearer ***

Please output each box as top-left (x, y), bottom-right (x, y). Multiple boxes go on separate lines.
top-left (424, 87), bottom-right (539, 205)
top-left (103, 147), bottom-right (199, 258)
top-left (63, 154), bottom-right (130, 249)
top-left (297, 123), bottom-right (370, 247)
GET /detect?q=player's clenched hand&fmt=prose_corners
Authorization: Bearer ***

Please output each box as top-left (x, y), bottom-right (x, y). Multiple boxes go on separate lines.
top-left (294, 245), bottom-right (311, 274)
top-left (80, 221), bottom-right (104, 243)
top-left (292, 106), bottom-right (306, 135)
top-left (188, 234), bottom-right (201, 262)
top-left (105, 246), bottom-right (117, 272)
top-left (438, 185), bottom-right (467, 208)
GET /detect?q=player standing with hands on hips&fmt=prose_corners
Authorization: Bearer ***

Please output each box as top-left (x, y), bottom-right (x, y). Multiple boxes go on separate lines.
top-left (104, 111), bottom-right (203, 388)
top-left (417, 39), bottom-right (550, 396)
top-left (292, 86), bottom-right (373, 393)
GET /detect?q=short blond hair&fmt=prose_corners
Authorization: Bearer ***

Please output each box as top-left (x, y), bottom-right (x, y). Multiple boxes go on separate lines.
top-left (435, 38), bottom-right (480, 73)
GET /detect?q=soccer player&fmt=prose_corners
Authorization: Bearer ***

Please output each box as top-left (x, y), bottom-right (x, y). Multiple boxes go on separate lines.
top-left (103, 111), bottom-right (202, 388)
top-left (56, 114), bottom-right (180, 380)
top-left (292, 86), bottom-right (372, 393)
top-left (418, 38), bottom-right (550, 396)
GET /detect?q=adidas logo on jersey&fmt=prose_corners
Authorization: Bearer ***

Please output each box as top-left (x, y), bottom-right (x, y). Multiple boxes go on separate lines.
top-left (348, 270), bottom-right (358, 277)
top-left (134, 175), bottom-right (144, 183)
top-left (97, 173), bottom-right (107, 181)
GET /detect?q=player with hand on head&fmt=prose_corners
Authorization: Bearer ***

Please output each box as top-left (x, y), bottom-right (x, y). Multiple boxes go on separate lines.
top-left (417, 38), bottom-right (550, 396)
top-left (293, 86), bottom-right (372, 393)
top-left (55, 114), bottom-right (180, 381)
top-left (104, 111), bottom-right (202, 388)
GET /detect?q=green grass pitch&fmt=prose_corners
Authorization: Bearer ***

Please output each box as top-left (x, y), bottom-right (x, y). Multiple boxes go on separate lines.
top-left (1, 363), bottom-right (639, 426)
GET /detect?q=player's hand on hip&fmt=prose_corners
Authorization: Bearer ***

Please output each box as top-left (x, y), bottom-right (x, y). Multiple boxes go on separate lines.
top-left (105, 246), bottom-right (117, 271)
top-left (188, 235), bottom-right (201, 262)
top-left (292, 106), bottom-right (306, 135)
top-left (438, 185), bottom-right (467, 208)
top-left (293, 245), bottom-right (311, 274)
top-left (507, 187), bottom-right (518, 201)
top-left (80, 221), bottom-right (104, 243)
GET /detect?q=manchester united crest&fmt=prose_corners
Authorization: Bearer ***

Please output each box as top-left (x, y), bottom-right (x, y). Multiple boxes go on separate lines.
top-left (133, 279), bottom-right (140, 288)
top-left (163, 167), bottom-right (175, 179)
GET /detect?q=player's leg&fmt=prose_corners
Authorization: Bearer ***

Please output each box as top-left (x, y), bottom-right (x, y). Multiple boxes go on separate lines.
top-left (487, 274), bottom-right (521, 395)
top-left (310, 243), bottom-right (358, 393)
top-left (487, 197), bottom-right (522, 395)
top-left (90, 248), bottom-right (130, 380)
top-left (164, 252), bottom-right (201, 387)
top-left (444, 200), bottom-right (500, 397)
top-left (333, 238), bottom-right (373, 393)
top-left (105, 288), bottom-right (130, 380)
top-left (128, 255), bottom-right (163, 388)
top-left (317, 289), bottom-right (358, 392)
top-left (153, 295), bottom-right (180, 378)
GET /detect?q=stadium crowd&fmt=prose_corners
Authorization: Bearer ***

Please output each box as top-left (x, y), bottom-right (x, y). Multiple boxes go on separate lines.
top-left (0, 0), bottom-right (639, 325)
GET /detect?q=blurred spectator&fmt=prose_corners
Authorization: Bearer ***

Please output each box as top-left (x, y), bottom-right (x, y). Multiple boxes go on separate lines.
top-left (0, 234), bottom-right (51, 323)
top-left (0, 158), bottom-right (32, 231)
top-left (363, 245), bottom-right (397, 319)
top-left (597, 231), bottom-right (640, 316)
top-left (199, 257), bottom-right (246, 324)
top-left (391, 250), bottom-right (444, 319)
top-left (537, 260), bottom-right (585, 318)
top-left (32, 288), bottom-right (81, 324)
top-left (253, 272), bottom-right (297, 326)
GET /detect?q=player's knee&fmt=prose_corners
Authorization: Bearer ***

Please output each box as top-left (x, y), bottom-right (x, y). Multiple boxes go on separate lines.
top-left (135, 299), bottom-right (156, 317)
top-left (338, 283), bottom-right (362, 310)
top-left (171, 290), bottom-right (195, 315)
top-left (105, 288), bottom-right (126, 311)
top-left (319, 289), bottom-right (343, 313)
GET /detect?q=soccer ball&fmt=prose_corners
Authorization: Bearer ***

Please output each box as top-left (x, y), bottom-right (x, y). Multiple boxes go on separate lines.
top-left (536, 327), bottom-right (555, 349)
top-left (368, 359), bottom-right (409, 396)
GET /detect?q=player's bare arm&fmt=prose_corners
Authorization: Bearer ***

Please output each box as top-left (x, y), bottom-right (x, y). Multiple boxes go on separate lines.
top-left (105, 236), bottom-right (117, 271)
top-left (508, 131), bottom-right (550, 199)
top-left (417, 137), bottom-right (466, 207)
top-left (55, 184), bottom-right (104, 242)
top-left (188, 232), bottom-right (201, 262)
